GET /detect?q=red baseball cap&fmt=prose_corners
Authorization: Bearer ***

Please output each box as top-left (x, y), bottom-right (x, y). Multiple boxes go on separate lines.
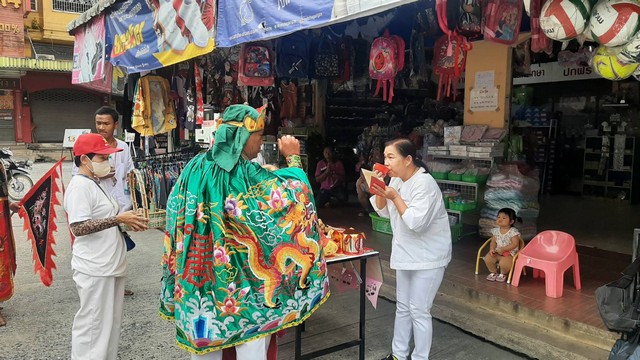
top-left (73, 133), bottom-right (123, 156)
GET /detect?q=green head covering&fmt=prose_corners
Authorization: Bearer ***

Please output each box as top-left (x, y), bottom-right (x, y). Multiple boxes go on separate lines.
top-left (211, 104), bottom-right (266, 172)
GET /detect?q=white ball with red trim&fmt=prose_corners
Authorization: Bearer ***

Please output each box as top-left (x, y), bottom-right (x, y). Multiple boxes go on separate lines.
top-left (540, 0), bottom-right (592, 41)
top-left (592, 46), bottom-right (639, 80)
top-left (588, 0), bottom-right (640, 47)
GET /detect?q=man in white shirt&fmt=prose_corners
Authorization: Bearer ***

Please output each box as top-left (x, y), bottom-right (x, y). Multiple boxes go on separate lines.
top-left (72, 106), bottom-right (136, 295)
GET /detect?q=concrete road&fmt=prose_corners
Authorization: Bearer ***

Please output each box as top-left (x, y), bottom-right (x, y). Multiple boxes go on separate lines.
top-left (0, 161), bottom-right (528, 359)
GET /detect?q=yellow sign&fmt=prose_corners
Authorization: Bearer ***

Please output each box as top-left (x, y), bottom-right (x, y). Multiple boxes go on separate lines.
top-left (0, 0), bottom-right (21, 9)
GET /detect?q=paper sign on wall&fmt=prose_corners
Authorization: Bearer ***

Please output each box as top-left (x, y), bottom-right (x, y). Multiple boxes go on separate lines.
top-left (469, 87), bottom-right (499, 112)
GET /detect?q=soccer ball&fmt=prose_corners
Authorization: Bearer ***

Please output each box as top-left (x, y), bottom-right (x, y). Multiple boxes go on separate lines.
top-left (540, 0), bottom-right (591, 40)
top-left (592, 46), bottom-right (639, 80)
top-left (619, 31), bottom-right (640, 63)
top-left (589, 0), bottom-right (640, 47)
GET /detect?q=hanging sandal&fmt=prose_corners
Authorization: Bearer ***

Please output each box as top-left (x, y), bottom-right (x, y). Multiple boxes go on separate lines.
top-left (496, 274), bottom-right (507, 282)
top-left (486, 273), bottom-right (497, 281)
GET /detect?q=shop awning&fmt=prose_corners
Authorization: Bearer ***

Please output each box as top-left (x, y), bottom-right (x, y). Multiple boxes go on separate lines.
top-left (0, 57), bottom-right (73, 72)
top-left (67, 0), bottom-right (118, 33)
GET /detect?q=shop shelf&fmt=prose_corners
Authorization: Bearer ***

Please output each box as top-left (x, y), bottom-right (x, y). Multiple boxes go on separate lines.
top-left (369, 213), bottom-right (392, 235)
top-left (447, 172), bottom-right (463, 181)
top-left (451, 224), bottom-right (463, 243)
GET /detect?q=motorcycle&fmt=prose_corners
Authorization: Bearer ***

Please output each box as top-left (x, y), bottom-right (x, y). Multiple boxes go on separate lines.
top-left (0, 148), bottom-right (34, 201)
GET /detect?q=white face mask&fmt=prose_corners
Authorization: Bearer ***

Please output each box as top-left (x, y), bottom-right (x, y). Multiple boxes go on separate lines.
top-left (86, 158), bottom-right (111, 178)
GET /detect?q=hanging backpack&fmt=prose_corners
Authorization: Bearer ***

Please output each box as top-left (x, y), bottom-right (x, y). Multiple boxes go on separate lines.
top-left (433, 33), bottom-right (469, 100)
top-left (483, 0), bottom-right (524, 45)
top-left (352, 35), bottom-right (371, 80)
top-left (457, 0), bottom-right (484, 40)
top-left (276, 32), bottom-right (309, 78)
top-left (337, 35), bottom-right (353, 83)
top-left (238, 42), bottom-right (275, 87)
top-left (530, 0), bottom-right (553, 54)
top-left (369, 30), bottom-right (405, 103)
top-left (313, 35), bottom-right (340, 78)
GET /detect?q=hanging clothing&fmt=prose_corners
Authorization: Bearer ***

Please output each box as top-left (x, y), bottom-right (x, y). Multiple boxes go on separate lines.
top-left (279, 81), bottom-right (297, 120)
top-left (132, 75), bottom-right (177, 136)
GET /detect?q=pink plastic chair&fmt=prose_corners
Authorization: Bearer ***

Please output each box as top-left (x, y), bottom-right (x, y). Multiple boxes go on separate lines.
top-left (510, 231), bottom-right (581, 298)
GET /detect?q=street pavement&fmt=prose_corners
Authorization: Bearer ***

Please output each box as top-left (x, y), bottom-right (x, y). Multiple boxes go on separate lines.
top-left (0, 161), bottom-right (528, 359)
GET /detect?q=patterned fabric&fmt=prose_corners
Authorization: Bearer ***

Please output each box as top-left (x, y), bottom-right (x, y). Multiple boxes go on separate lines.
top-left (0, 162), bottom-right (16, 301)
top-left (490, 227), bottom-right (521, 257)
top-left (160, 104), bottom-right (329, 354)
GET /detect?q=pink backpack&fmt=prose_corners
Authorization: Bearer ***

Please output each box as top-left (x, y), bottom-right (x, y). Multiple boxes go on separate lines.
top-left (238, 42), bottom-right (275, 87)
top-left (483, 0), bottom-right (523, 45)
top-left (369, 30), bottom-right (405, 103)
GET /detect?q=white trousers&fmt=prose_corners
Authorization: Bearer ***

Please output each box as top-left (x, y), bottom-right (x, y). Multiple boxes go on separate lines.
top-left (190, 336), bottom-right (270, 360)
top-left (392, 267), bottom-right (446, 360)
top-left (71, 271), bottom-right (125, 360)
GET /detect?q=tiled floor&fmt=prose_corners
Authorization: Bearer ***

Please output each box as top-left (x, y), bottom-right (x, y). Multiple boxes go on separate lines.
top-left (318, 197), bottom-right (634, 331)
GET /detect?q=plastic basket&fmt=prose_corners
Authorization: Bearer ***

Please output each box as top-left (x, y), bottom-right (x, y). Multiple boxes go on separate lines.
top-left (431, 172), bottom-right (448, 180)
top-left (369, 213), bottom-right (392, 235)
top-left (461, 174), bottom-right (489, 184)
top-left (447, 172), bottom-right (463, 181)
top-left (449, 200), bottom-right (477, 211)
top-left (450, 223), bottom-right (463, 243)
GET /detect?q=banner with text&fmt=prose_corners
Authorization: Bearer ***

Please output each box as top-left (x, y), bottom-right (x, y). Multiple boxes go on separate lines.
top-left (72, 14), bottom-right (106, 84)
top-left (513, 62), bottom-right (600, 85)
top-left (105, 0), bottom-right (215, 73)
top-left (0, 0), bottom-right (26, 58)
top-left (216, 0), bottom-right (415, 47)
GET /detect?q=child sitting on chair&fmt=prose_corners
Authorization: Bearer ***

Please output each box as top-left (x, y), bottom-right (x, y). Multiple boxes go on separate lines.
top-left (484, 208), bottom-right (522, 282)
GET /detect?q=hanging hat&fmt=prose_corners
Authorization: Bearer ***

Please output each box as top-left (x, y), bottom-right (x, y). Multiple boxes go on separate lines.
top-left (211, 104), bottom-right (266, 171)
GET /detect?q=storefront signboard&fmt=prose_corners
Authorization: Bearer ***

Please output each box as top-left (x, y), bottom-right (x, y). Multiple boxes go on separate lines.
top-left (0, 0), bottom-right (25, 58)
top-left (105, 0), bottom-right (215, 73)
top-left (72, 14), bottom-right (106, 84)
top-left (216, 0), bottom-right (417, 47)
top-left (513, 62), bottom-right (600, 85)
top-left (0, 78), bottom-right (19, 90)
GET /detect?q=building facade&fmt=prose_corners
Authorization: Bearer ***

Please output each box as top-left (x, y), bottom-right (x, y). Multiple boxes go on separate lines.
top-left (0, 0), bottom-right (106, 144)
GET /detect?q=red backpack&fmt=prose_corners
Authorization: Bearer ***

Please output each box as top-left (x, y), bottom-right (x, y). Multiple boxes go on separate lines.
top-left (530, 0), bottom-right (553, 54)
top-left (369, 30), bottom-right (405, 103)
top-left (435, 0), bottom-right (471, 100)
top-left (433, 34), bottom-right (468, 100)
top-left (483, 0), bottom-right (523, 45)
top-left (238, 42), bottom-right (275, 87)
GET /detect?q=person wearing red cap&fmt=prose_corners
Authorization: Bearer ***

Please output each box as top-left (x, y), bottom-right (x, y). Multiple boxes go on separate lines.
top-left (63, 133), bottom-right (148, 360)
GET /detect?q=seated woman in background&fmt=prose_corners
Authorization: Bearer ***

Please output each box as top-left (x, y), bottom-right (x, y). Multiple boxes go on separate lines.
top-left (314, 146), bottom-right (346, 207)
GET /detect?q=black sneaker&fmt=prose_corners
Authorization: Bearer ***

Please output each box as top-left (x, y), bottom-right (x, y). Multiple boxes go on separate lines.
top-left (381, 355), bottom-right (398, 360)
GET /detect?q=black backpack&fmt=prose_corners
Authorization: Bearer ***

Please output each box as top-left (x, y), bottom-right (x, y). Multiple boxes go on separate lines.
top-left (276, 32), bottom-right (310, 79)
top-left (596, 256), bottom-right (640, 333)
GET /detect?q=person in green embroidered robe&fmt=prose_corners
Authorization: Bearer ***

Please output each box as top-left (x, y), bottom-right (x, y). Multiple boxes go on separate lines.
top-left (160, 104), bottom-right (330, 359)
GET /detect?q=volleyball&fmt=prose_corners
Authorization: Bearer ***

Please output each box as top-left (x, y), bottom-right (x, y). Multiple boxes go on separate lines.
top-left (592, 46), bottom-right (639, 80)
top-left (589, 0), bottom-right (640, 47)
top-left (540, 0), bottom-right (591, 40)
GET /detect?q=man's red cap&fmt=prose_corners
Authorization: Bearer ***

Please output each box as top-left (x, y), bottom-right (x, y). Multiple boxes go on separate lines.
top-left (73, 133), bottom-right (123, 156)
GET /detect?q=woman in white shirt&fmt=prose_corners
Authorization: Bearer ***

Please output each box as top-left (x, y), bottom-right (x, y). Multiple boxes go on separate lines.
top-left (370, 138), bottom-right (452, 360)
top-left (64, 134), bottom-right (148, 360)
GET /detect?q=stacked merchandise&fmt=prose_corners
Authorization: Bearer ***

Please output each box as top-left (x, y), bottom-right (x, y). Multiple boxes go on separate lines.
top-left (479, 164), bottom-right (540, 240)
